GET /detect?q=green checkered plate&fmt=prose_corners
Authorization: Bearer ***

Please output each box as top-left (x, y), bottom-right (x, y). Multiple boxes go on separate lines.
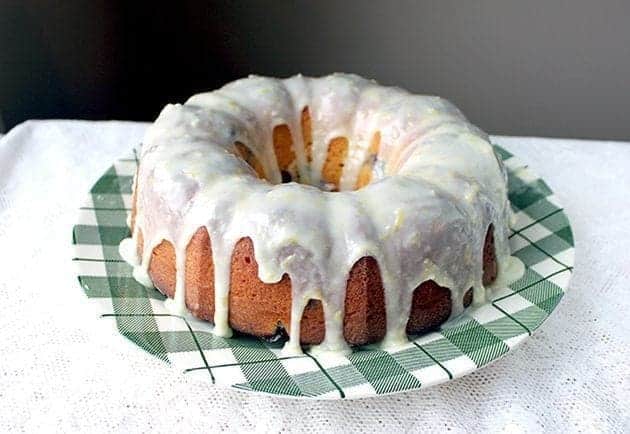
top-left (72, 145), bottom-right (574, 399)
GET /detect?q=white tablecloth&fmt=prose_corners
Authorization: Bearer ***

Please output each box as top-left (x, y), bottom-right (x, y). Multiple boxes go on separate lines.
top-left (0, 120), bottom-right (628, 433)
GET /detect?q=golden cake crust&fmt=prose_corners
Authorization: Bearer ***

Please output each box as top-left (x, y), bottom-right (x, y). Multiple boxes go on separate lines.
top-left (138, 224), bottom-right (497, 346)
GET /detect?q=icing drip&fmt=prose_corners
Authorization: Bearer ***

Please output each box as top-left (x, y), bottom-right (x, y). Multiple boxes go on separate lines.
top-left (121, 73), bottom-right (523, 355)
top-left (211, 239), bottom-right (235, 338)
top-left (118, 237), bottom-right (139, 266)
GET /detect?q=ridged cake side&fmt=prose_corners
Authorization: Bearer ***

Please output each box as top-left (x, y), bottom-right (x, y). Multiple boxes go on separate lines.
top-left (133, 223), bottom-right (497, 346)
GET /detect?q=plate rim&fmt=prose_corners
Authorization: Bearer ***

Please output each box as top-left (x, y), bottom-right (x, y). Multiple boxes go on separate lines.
top-left (72, 144), bottom-right (574, 400)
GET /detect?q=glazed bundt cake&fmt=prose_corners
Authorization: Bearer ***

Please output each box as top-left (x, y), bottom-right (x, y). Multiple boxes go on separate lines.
top-left (120, 73), bottom-right (517, 355)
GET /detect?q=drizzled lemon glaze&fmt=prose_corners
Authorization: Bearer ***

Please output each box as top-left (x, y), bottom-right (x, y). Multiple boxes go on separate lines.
top-left (120, 73), bottom-right (523, 356)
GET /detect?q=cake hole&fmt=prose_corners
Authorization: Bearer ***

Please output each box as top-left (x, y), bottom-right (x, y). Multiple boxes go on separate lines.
top-left (234, 106), bottom-right (383, 192)
top-left (244, 256), bottom-right (251, 264)
top-left (280, 170), bottom-right (292, 183)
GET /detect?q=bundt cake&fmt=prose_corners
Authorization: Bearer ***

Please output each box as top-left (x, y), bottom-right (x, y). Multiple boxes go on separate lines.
top-left (119, 73), bottom-right (519, 356)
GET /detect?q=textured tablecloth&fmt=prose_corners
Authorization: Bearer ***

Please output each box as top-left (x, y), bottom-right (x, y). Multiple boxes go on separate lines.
top-left (0, 120), bottom-right (628, 433)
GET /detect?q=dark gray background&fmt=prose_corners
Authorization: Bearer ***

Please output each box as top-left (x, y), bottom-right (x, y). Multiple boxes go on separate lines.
top-left (1, 1), bottom-right (629, 139)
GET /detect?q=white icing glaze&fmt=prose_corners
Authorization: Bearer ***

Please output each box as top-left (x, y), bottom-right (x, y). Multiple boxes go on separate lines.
top-left (118, 237), bottom-right (139, 266)
top-left (121, 73), bottom-right (521, 355)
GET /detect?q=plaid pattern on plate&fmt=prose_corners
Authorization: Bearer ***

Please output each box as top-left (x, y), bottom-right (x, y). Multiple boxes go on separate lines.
top-left (72, 145), bottom-right (574, 399)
